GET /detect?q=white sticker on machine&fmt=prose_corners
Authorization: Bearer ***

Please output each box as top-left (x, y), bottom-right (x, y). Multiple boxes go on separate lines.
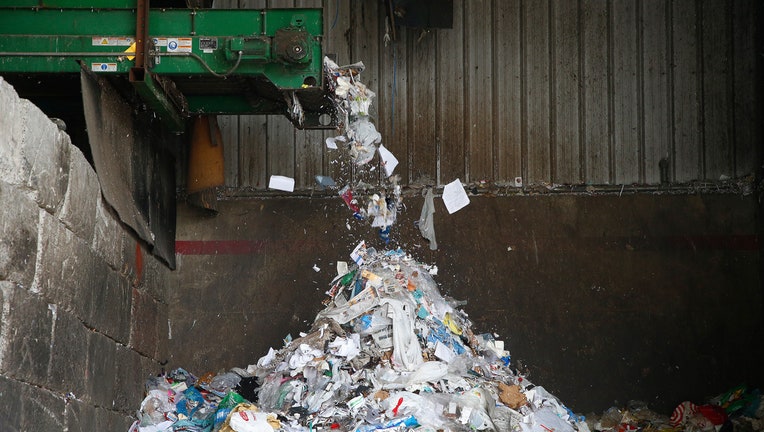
top-left (91, 62), bottom-right (117, 72)
top-left (91, 37), bottom-right (133, 46)
top-left (167, 37), bottom-right (193, 53)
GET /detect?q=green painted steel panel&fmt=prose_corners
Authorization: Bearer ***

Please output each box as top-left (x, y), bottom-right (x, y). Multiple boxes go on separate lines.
top-left (0, 8), bottom-right (321, 37)
top-left (0, 9), bottom-right (137, 34)
top-left (0, 5), bottom-right (328, 121)
top-left (186, 95), bottom-right (282, 115)
top-left (0, 8), bottom-right (323, 84)
top-left (2, 1), bottom-right (137, 8)
top-left (0, 36), bottom-right (134, 73)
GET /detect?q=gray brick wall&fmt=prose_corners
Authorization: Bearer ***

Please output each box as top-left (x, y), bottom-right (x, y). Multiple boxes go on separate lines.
top-left (0, 77), bottom-right (170, 431)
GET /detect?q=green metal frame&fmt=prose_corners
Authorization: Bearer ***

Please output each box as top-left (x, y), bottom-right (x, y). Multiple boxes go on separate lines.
top-left (0, 4), bottom-right (328, 130)
top-left (0, 8), bottom-right (323, 88)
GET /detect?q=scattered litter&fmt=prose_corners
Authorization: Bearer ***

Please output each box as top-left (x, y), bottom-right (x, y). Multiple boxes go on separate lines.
top-left (315, 175), bottom-right (337, 189)
top-left (349, 240), bottom-right (367, 266)
top-left (416, 187), bottom-right (437, 250)
top-left (324, 57), bottom-right (380, 167)
top-left (346, 117), bottom-right (381, 166)
top-left (582, 391), bottom-right (764, 432)
top-left (442, 178), bottom-right (471, 214)
top-left (268, 175), bottom-right (295, 193)
top-left (336, 261), bottom-right (349, 278)
top-left (338, 181), bottom-right (402, 244)
top-left (324, 136), bottom-right (341, 150)
top-left (339, 185), bottom-right (364, 220)
top-left (377, 144), bottom-right (399, 177)
top-left (323, 56), bottom-right (404, 243)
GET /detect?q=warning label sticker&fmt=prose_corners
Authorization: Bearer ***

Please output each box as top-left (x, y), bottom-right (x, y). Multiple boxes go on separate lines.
top-left (199, 37), bottom-right (218, 53)
top-left (91, 62), bottom-right (118, 72)
top-left (91, 37), bottom-right (133, 46)
top-left (167, 37), bottom-right (193, 53)
top-left (152, 37), bottom-right (168, 47)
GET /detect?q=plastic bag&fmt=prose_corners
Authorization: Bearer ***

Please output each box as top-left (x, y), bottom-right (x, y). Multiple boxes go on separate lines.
top-left (417, 187), bottom-right (437, 250)
top-left (354, 305), bottom-right (393, 335)
top-left (380, 297), bottom-right (423, 371)
top-left (176, 387), bottom-right (205, 419)
top-left (214, 392), bottom-right (247, 430)
top-left (138, 389), bottom-right (175, 425)
top-left (406, 361), bottom-right (449, 387)
top-left (220, 404), bottom-right (280, 432)
top-left (328, 334), bottom-right (361, 360)
top-left (227, 410), bottom-right (273, 432)
top-left (347, 117), bottom-right (381, 165)
top-left (455, 387), bottom-right (496, 430)
top-left (205, 372), bottom-right (241, 397)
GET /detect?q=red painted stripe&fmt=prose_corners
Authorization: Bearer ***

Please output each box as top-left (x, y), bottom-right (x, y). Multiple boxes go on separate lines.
top-left (175, 240), bottom-right (266, 255)
top-left (135, 241), bottom-right (143, 283)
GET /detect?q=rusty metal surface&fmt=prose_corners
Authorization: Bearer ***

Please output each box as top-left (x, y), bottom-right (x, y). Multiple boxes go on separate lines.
top-left (167, 192), bottom-right (763, 414)
top-left (81, 70), bottom-right (177, 268)
top-left (213, 0), bottom-right (762, 191)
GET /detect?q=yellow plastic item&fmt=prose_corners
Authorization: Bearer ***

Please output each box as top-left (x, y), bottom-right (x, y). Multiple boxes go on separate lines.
top-left (187, 115), bottom-right (225, 194)
top-left (443, 312), bottom-right (463, 335)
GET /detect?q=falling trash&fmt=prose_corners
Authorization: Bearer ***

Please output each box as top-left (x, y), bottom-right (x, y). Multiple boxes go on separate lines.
top-left (442, 178), bottom-right (471, 214)
top-left (268, 175), bottom-right (295, 193)
top-left (324, 57), bottom-right (381, 167)
top-left (314, 175), bottom-right (337, 189)
top-left (417, 187), bottom-right (437, 250)
top-left (346, 117), bottom-right (381, 166)
top-left (377, 144), bottom-right (399, 178)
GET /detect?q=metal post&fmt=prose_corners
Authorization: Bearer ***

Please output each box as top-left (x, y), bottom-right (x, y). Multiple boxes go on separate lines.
top-left (135, 0), bottom-right (148, 70)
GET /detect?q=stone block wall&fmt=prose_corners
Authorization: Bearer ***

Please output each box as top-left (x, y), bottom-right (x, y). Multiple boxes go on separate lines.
top-left (0, 77), bottom-right (170, 431)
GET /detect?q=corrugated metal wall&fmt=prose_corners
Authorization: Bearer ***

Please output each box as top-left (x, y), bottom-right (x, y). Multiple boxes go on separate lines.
top-left (213, 0), bottom-right (762, 191)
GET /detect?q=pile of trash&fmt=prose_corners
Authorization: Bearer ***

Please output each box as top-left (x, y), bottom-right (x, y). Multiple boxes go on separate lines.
top-left (129, 243), bottom-right (764, 432)
top-left (129, 244), bottom-right (587, 432)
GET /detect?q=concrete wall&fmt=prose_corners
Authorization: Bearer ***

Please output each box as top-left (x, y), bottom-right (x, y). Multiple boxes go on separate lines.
top-left (169, 192), bottom-right (763, 415)
top-left (0, 77), bottom-right (170, 431)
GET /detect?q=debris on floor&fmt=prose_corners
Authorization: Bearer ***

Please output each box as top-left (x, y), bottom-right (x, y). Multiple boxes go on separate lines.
top-left (582, 388), bottom-right (764, 432)
top-left (129, 246), bottom-right (764, 432)
top-left (130, 246), bottom-right (580, 431)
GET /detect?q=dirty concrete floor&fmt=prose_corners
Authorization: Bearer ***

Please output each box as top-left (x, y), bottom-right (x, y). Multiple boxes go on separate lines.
top-left (166, 192), bottom-right (763, 415)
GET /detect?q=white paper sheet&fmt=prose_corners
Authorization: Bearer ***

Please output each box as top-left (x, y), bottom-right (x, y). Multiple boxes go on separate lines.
top-left (268, 175), bottom-right (295, 192)
top-left (434, 341), bottom-right (455, 363)
top-left (336, 261), bottom-right (349, 277)
top-left (442, 179), bottom-right (470, 214)
top-left (378, 144), bottom-right (399, 177)
top-left (325, 135), bottom-right (346, 150)
top-left (350, 241), bottom-right (367, 265)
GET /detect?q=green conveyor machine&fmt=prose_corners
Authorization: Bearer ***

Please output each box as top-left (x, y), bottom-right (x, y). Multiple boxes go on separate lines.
top-left (0, 0), bottom-right (336, 132)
